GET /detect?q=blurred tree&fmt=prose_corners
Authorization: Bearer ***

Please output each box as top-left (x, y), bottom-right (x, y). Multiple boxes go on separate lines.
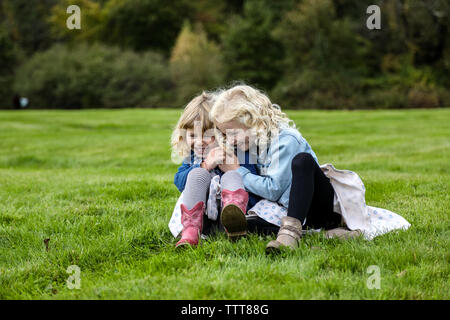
top-left (376, 0), bottom-right (448, 65)
top-left (225, 0), bottom-right (245, 14)
top-left (13, 44), bottom-right (173, 108)
top-left (170, 22), bottom-right (225, 104)
top-left (367, 0), bottom-right (450, 106)
top-left (101, 0), bottom-right (192, 54)
top-left (275, 0), bottom-right (369, 72)
top-left (271, 0), bottom-right (371, 108)
top-left (0, 26), bottom-right (22, 108)
top-left (3, 0), bottom-right (448, 109)
top-left (189, 0), bottom-right (228, 41)
top-left (49, 0), bottom-right (192, 55)
top-left (1, 0), bottom-right (56, 54)
top-left (221, 0), bottom-right (290, 90)
top-left (49, 0), bottom-right (105, 44)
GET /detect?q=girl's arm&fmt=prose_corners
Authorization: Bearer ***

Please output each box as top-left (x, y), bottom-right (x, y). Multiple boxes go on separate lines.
top-left (236, 134), bottom-right (318, 202)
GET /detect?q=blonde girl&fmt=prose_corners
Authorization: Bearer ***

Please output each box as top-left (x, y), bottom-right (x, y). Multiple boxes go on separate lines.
top-left (210, 85), bottom-right (343, 253)
top-left (170, 91), bottom-right (259, 248)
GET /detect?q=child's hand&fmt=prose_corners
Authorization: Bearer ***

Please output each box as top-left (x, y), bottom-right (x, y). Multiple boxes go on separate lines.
top-left (201, 147), bottom-right (225, 171)
top-left (218, 150), bottom-right (240, 172)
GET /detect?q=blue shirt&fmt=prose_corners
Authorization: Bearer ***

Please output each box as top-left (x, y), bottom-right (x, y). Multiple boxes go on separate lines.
top-left (174, 151), bottom-right (261, 208)
top-left (236, 128), bottom-right (319, 208)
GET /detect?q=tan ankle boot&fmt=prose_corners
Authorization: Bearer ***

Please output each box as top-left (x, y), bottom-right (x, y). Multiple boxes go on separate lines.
top-left (266, 216), bottom-right (303, 253)
top-left (325, 227), bottom-right (362, 240)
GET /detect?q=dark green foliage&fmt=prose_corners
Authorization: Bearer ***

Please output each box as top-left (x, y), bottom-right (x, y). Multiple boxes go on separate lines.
top-left (271, 0), bottom-right (369, 108)
top-left (100, 0), bottom-right (192, 54)
top-left (0, 0), bottom-right (449, 109)
top-left (271, 0), bottom-right (450, 109)
top-left (0, 27), bottom-right (22, 108)
top-left (13, 44), bottom-right (173, 109)
top-left (221, 0), bottom-right (286, 89)
top-left (1, 0), bottom-right (56, 54)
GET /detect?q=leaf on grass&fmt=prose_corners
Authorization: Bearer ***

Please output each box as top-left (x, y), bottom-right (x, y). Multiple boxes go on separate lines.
top-left (397, 270), bottom-right (407, 277)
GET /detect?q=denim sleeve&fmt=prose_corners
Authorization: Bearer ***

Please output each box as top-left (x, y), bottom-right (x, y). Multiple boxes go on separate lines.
top-left (236, 134), bottom-right (317, 202)
top-left (174, 162), bottom-right (200, 192)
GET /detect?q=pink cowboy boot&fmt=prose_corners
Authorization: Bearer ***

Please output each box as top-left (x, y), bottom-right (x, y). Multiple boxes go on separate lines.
top-left (175, 201), bottom-right (204, 248)
top-left (220, 189), bottom-right (249, 239)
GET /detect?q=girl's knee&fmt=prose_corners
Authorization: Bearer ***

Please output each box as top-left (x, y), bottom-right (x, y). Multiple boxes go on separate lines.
top-left (221, 170), bottom-right (241, 181)
top-left (220, 170), bottom-right (244, 191)
top-left (291, 152), bottom-right (315, 172)
top-left (187, 167), bottom-right (211, 183)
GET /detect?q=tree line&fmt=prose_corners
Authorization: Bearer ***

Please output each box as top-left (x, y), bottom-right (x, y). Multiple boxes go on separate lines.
top-left (1, 0), bottom-right (449, 109)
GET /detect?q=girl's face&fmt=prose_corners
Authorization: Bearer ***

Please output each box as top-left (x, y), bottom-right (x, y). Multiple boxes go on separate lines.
top-left (216, 120), bottom-right (252, 151)
top-left (186, 128), bottom-right (215, 157)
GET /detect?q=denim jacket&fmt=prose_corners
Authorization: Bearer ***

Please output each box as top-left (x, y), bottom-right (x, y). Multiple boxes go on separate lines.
top-left (236, 128), bottom-right (319, 208)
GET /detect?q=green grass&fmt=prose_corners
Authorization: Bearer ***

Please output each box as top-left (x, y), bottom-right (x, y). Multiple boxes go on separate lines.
top-left (0, 108), bottom-right (449, 299)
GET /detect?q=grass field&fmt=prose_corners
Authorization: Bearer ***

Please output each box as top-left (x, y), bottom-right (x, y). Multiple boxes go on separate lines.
top-left (0, 108), bottom-right (449, 299)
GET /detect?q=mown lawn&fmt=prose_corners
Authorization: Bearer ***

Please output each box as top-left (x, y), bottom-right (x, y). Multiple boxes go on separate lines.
top-left (0, 108), bottom-right (448, 299)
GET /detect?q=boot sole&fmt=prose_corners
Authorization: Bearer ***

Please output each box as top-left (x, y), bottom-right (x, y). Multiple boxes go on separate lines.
top-left (265, 240), bottom-right (299, 254)
top-left (175, 240), bottom-right (201, 249)
top-left (175, 231), bottom-right (201, 249)
top-left (265, 246), bottom-right (280, 255)
top-left (221, 204), bottom-right (247, 240)
top-left (265, 240), bottom-right (281, 254)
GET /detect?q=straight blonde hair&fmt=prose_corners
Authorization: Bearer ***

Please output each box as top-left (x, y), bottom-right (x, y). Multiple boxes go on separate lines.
top-left (171, 92), bottom-right (217, 161)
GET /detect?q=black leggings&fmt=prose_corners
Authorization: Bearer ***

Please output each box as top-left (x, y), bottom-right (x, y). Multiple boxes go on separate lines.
top-left (287, 152), bottom-right (341, 230)
top-left (205, 152), bottom-right (342, 236)
top-left (245, 152), bottom-right (342, 235)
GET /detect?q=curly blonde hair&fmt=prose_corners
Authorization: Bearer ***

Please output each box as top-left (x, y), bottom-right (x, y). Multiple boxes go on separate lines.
top-left (171, 92), bottom-right (218, 161)
top-left (209, 85), bottom-right (295, 146)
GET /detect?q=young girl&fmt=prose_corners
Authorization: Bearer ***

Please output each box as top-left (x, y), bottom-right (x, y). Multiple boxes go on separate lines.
top-left (211, 85), bottom-right (396, 253)
top-left (170, 91), bottom-right (260, 248)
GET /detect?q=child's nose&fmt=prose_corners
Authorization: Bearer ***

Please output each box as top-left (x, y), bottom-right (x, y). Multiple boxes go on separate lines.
top-left (202, 137), bottom-right (213, 145)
